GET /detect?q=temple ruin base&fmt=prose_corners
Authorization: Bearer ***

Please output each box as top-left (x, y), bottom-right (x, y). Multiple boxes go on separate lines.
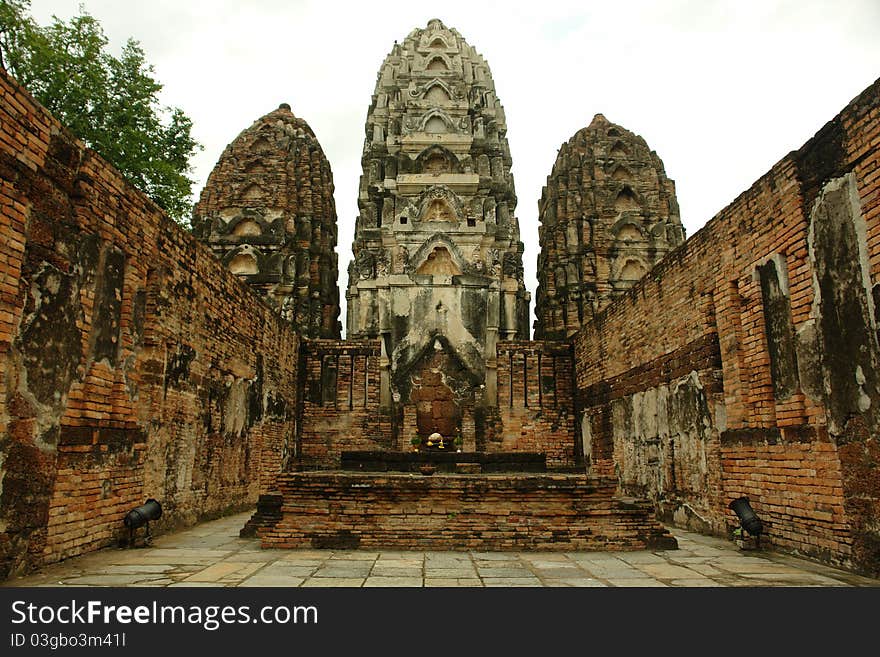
top-left (339, 450), bottom-right (550, 473)
top-left (244, 471), bottom-right (678, 551)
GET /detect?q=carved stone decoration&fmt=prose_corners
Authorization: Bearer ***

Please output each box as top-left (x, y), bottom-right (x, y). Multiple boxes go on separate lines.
top-left (192, 103), bottom-right (341, 338)
top-left (395, 246), bottom-right (410, 274)
top-left (472, 247), bottom-right (484, 272)
top-left (376, 252), bottom-right (390, 278)
top-left (533, 113), bottom-right (685, 340)
top-left (417, 186), bottom-right (465, 223)
top-left (355, 249), bottom-right (375, 279)
top-left (404, 115), bottom-right (421, 132)
top-left (503, 252), bottom-right (524, 282)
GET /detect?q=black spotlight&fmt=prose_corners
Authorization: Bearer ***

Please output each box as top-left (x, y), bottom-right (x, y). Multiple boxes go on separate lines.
top-left (123, 498), bottom-right (162, 547)
top-left (729, 496), bottom-right (763, 548)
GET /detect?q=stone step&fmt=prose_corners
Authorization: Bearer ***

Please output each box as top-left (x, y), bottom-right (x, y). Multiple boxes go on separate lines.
top-left (247, 472), bottom-right (678, 552)
top-left (239, 493), bottom-right (283, 538)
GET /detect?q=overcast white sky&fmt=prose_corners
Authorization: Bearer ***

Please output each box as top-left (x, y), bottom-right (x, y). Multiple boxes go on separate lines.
top-left (27, 0), bottom-right (880, 336)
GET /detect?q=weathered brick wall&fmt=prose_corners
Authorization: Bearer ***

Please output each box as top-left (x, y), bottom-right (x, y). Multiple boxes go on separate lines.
top-left (296, 339), bottom-right (393, 468)
top-left (491, 341), bottom-right (577, 468)
top-left (720, 427), bottom-right (847, 563)
top-left (573, 78), bottom-right (880, 574)
top-left (576, 334), bottom-right (725, 534)
top-left (296, 339), bottom-right (577, 470)
top-left (0, 70), bottom-right (300, 577)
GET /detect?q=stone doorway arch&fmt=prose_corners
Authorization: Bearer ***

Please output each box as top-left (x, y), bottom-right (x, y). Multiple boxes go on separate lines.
top-left (399, 336), bottom-right (478, 445)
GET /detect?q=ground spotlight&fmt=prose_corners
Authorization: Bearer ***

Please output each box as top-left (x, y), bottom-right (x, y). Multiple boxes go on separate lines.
top-left (729, 496), bottom-right (763, 548)
top-left (123, 498), bottom-right (162, 547)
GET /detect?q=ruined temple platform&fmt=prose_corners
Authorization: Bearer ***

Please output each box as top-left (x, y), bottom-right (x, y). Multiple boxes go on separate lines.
top-left (339, 450), bottom-right (549, 473)
top-left (245, 471), bottom-right (678, 552)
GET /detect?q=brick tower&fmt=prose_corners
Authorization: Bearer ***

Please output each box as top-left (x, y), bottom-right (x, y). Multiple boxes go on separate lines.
top-left (346, 19), bottom-right (530, 440)
top-left (193, 104), bottom-right (341, 338)
top-left (534, 114), bottom-right (684, 340)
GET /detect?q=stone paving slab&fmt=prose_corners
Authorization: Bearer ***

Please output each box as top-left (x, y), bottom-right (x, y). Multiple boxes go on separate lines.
top-left (542, 577), bottom-right (606, 587)
top-left (183, 562), bottom-right (262, 583)
top-left (101, 564), bottom-right (176, 574)
top-left (606, 578), bottom-right (667, 587)
top-left (376, 558), bottom-right (423, 566)
top-left (532, 567), bottom-right (585, 578)
top-left (372, 566), bottom-right (423, 576)
top-left (425, 578), bottom-right (482, 587)
top-left (668, 578), bottom-right (721, 587)
top-left (364, 577), bottom-right (424, 587)
top-left (240, 575), bottom-right (306, 587)
top-left (300, 578), bottom-right (365, 587)
top-left (483, 578), bottom-right (543, 586)
top-left (313, 567), bottom-right (374, 578)
top-left (425, 564), bottom-right (476, 573)
top-left (4, 511), bottom-right (879, 588)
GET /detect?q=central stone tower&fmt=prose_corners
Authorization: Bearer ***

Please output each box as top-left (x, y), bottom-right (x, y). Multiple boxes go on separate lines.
top-left (347, 19), bottom-right (529, 441)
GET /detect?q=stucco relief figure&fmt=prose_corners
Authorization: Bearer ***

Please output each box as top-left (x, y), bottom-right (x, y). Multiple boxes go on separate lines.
top-left (356, 249), bottom-right (375, 279)
top-left (426, 198), bottom-right (454, 222)
top-left (395, 246), bottom-right (409, 274)
top-left (280, 296), bottom-right (296, 322)
top-left (376, 253), bottom-right (389, 277)
top-left (283, 255), bottom-right (297, 280)
top-left (472, 247), bottom-right (484, 272)
top-left (488, 248), bottom-right (501, 278)
top-left (503, 252), bottom-right (524, 282)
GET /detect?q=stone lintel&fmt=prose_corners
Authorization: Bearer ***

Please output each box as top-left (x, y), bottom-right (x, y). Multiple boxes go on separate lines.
top-left (400, 133), bottom-right (472, 153)
top-left (397, 173), bottom-right (479, 195)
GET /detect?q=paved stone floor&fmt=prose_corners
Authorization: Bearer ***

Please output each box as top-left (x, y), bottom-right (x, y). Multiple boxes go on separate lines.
top-left (4, 511), bottom-right (879, 587)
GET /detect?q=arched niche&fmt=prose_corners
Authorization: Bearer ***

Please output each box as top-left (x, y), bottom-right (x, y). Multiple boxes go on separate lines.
top-left (614, 223), bottom-right (645, 243)
top-left (426, 56), bottom-right (448, 71)
top-left (611, 215), bottom-right (647, 240)
top-left (423, 152), bottom-right (451, 173)
top-left (615, 187), bottom-right (641, 213)
top-left (609, 140), bottom-right (629, 158)
top-left (416, 246), bottom-right (462, 275)
top-left (618, 258), bottom-right (647, 281)
top-left (617, 225), bottom-right (643, 242)
top-left (612, 165), bottom-right (632, 181)
top-left (250, 136), bottom-right (273, 153)
top-left (415, 145), bottom-right (459, 174)
top-left (239, 183), bottom-right (264, 202)
top-left (419, 109), bottom-right (455, 134)
top-left (232, 219), bottom-right (262, 237)
top-left (391, 331), bottom-right (481, 437)
top-left (417, 187), bottom-right (464, 224)
top-left (425, 116), bottom-right (448, 133)
top-left (409, 233), bottom-right (467, 275)
top-left (229, 253), bottom-right (259, 275)
top-left (424, 198), bottom-right (456, 222)
top-left (426, 84), bottom-right (451, 104)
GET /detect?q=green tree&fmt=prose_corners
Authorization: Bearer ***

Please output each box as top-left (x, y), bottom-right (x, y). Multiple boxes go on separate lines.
top-left (0, 1), bottom-right (200, 224)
